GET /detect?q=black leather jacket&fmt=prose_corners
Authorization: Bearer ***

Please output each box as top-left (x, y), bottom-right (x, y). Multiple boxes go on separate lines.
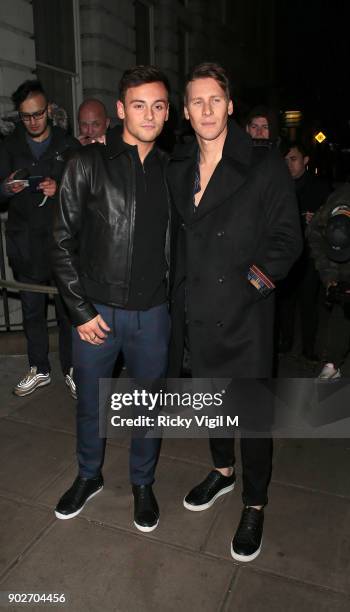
top-left (51, 128), bottom-right (171, 326)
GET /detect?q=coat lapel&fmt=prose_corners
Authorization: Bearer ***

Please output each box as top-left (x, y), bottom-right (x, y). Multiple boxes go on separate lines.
top-left (192, 156), bottom-right (249, 222)
top-left (169, 120), bottom-right (253, 225)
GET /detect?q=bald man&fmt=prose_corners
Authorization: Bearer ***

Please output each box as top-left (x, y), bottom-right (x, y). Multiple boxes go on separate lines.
top-left (78, 98), bottom-right (110, 145)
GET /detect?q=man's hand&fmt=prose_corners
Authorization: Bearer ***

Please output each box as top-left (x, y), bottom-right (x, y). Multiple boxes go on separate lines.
top-left (5, 172), bottom-right (27, 194)
top-left (77, 314), bottom-right (111, 345)
top-left (78, 135), bottom-right (106, 146)
top-left (39, 177), bottom-right (57, 197)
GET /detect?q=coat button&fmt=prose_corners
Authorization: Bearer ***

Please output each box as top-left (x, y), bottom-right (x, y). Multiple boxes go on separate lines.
top-left (216, 321), bottom-right (224, 327)
top-left (216, 231), bottom-right (224, 237)
top-left (181, 223), bottom-right (186, 230)
top-left (218, 276), bottom-right (225, 283)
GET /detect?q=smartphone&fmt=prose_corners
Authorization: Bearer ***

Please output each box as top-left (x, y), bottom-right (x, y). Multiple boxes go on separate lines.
top-left (28, 176), bottom-right (44, 193)
top-left (6, 179), bottom-right (28, 186)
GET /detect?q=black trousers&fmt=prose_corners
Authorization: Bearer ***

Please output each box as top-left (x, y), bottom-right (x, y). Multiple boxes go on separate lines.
top-left (209, 437), bottom-right (273, 506)
top-left (16, 272), bottom-right (72, 375)
top-left (277, 257), bottom-right (320, 356)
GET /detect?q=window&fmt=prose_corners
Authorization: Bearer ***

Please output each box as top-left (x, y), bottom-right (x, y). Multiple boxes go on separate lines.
top-left (32, 0), bottom-right (82, 134)
top-left (135, 1), bottom-right (155, 64)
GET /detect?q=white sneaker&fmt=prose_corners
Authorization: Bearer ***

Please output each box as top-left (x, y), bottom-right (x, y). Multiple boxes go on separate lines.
top-left (317, 363), bottom-right (341, 382)
top-left (65, 367), bottom-right (77, 400)
top-left (13, 366), bottom-right (51, 397)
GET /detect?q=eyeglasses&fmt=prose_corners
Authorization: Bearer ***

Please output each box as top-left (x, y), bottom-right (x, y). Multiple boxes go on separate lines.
top-left (19, 106), bottom-right (48, 122)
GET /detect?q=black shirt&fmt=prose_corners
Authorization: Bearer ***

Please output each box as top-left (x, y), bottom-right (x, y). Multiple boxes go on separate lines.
top-left (125, 144), bottom-right (168, 310)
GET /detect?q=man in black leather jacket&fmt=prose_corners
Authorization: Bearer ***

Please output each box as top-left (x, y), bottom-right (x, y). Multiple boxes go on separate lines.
top-left (51, 66), bottom-right (171, 532)
top-left (0, 80), bottom-right (80, 398)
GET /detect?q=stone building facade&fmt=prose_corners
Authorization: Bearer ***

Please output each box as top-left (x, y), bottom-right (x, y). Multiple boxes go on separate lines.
top-left (0, 0), bottom-right (276, 128)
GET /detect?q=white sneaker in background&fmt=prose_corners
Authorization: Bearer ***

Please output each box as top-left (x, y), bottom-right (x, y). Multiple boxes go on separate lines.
top-left (65, 367), bottom-right (77, 400)
top-left (317, 363), bottom-right (341, 382)
top-left (13, 366), bottom-right (51, 396)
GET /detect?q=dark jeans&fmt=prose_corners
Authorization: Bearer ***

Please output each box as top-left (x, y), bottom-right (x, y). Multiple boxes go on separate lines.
top-left (324, 302), bottom-right (350, 367)
top-left (209, 437), bottom-right (273, 506)
top-left (16, 272), bottom-right (72, 375)
top-left (73, 302), bottom-right (170, 485)
top-left (277, 257), bottom-right (320, 356)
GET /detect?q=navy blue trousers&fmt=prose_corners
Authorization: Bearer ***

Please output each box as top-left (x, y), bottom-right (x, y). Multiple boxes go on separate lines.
top-left (73, 303), bottom-right (170, 485)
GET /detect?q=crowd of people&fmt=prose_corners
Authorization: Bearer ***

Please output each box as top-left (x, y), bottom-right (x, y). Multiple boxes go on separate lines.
top-left (0, 63), bottom-right (349, 564)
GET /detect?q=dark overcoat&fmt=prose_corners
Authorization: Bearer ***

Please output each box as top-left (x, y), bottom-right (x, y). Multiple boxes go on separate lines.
top-left (167, 121), bottom-right (302, 378)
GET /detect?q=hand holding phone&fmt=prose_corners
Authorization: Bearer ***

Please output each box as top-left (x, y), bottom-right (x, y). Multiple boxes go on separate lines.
top-left (28, 176), bottom-right (44, 193)
top-left (5, 172), bottom-right (27, 194)
top-left (38, 177), bottom-right (57, 197)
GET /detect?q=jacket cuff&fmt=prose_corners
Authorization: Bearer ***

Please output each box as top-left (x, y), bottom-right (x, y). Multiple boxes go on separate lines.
top-left (70, 303), bottom-right (98, 327)
top-left (247, 264), bottom-right (275, 297)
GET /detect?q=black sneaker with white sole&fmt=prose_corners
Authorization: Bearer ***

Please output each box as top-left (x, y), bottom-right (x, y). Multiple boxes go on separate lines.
top-left (231, 507), bottom-right (264, 562)
top-left (132, 484), bottom-right (159, 532)
top-left (55, 475), bottom-right (103, 519)
top-left (183, 469), bottom-right (235, 511)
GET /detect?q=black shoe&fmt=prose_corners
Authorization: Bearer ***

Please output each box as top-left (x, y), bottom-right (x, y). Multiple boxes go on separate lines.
top-left (55, 475), bottom-right (103, 520)
top-left (183, 470), bottom-right (235, 511)
top-left (132, 484), bottom-right (159, 532)
top-left (231, 507), bottom-right (264, 562)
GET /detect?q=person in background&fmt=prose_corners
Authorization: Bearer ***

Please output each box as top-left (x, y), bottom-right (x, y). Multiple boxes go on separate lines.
top-left (309, 184), bottom-right (350, 380)
top-left (77, 98), bottom-right (110, 145)
top-left (245, 105), bottom-right (280, 144)
top-left (0, 79), bottom-right (80, 398)
top-left (277, 141), bottom-right (331, 360)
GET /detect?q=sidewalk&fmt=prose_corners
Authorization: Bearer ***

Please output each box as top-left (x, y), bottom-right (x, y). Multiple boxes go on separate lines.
top-left (0, 351), bottom-right (350, 611)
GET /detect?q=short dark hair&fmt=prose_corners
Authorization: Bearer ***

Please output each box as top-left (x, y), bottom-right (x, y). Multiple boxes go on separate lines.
top-left (11, 79), bottom-right (47, 110)
top-left (184, 62), bottom-right (231, 102)
top-left (118, 65), bottom-right (170, 103)
top-left (281, 140), bottom-right (309, 158)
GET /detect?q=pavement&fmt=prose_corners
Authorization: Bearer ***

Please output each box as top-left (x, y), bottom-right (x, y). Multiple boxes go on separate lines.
top-left (0, 344), bottom-right (350, 611)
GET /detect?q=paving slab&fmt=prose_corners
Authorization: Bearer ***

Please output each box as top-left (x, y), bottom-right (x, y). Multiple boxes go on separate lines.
top-left (9, 379), bottom-right (77, 435)
top-left (161, 437), bottom-right (285, 474)
top-left (0, 420), bottom-right (76, 500)
top-left (0, 497), bottom-right (54, 577)
top-left (0, 519), bottom-right (236, 612)
top-left (38, 444), bottom-right (226, 552)
top-left (223, 567), bottom-right (350, 612)
top-left (273, 438), bottom-right (350, 497)
top-left (205, 482), bottom-right (350, 594)
top-left (160, 437), bottom-right (212, 466)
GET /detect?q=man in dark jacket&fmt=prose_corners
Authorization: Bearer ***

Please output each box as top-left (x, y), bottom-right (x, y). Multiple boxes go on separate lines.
top-left (308, 184), bottom-right (350, 379)
top-left (277, 141), bottom-right (331, 359)
top-left (0, 80), bottom-right (80, 397)
top-left (167, 63), bottom-right (302, 562)
top-left (51, 66), bottom-right (171, 532)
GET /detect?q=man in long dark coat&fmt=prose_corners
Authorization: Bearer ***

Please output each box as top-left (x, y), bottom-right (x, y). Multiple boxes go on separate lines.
top-left (167, 63), bottom-right (302, 562)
